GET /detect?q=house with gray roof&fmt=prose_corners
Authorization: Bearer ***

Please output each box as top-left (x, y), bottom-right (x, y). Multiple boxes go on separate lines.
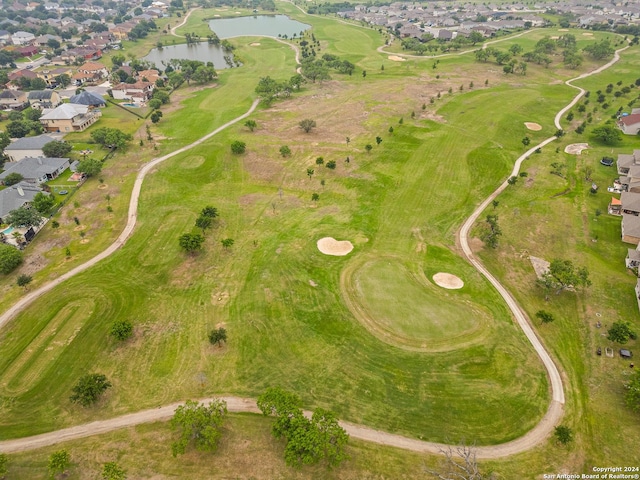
top-left (622, 213), bottom-right (640, 244)
top-left (0, 89), bottom-right (28, 110)
top-left (0, 156), bottom-right (70, 184)
top-left (4, 134), bottom-right (57, 162)
top-left (0, 182), bottom-right (43, 224)
top-left (27, 90), bottom-right (62, 110)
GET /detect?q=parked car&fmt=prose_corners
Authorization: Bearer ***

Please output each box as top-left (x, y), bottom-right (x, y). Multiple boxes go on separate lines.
top-left (601, 157), bottom-right (614, 166)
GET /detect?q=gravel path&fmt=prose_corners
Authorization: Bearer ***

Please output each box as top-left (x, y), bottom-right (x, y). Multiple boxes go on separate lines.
top-left (0, 40), bottom-right (630, 460)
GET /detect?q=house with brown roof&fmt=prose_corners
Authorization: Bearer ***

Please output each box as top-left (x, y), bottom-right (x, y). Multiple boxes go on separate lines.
top-left (39, 103), bottom-right (101, 132)
top-left (137, 69), bottom-right (160, 83)
top-left (618, 113), bottom-right (640, 135)
top-left (36, 66), bottom-right (73, 86)
top-left (60, 47), bottom-right (102, 63)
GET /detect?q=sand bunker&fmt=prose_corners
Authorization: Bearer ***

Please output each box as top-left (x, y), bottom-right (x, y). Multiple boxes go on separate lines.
top-left (565, 143), bottom-right (589, 155)
top-left (582, 32), bottom-right (594, 36)
top-left (558, 28), bottom-right (569, 32)
top-left (250, 42), bottom-right (261, 46)
top-left (551, 36), bottom-right (560, 40)
top-left (525, 122), bottom-right (542, 131)
top-left (317, 237), bottom-right (354, 256)
top-left (433, 272), bottom-right (464, 289)
top-left (388, 55), bottom-right (406, 62)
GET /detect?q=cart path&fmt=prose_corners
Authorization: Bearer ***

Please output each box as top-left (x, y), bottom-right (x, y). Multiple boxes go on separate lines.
top-left (0, 44), bottom-right (629, 461)
top-left (0, 99), bottom-right (260, 333)
top-left (170, 7), bottom-right (200, 37)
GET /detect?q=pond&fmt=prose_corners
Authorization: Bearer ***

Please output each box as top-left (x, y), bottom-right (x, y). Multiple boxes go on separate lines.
top-left (143, 15), bottom-right (310, 69)
top-left (143, 42), bottom-right (230, 70)
top-left (208, 14), bottom-right (310, 39)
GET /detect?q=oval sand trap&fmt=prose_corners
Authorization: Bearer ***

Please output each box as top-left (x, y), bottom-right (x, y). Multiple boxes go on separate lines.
top-left (317, 237), bottom-right (354, 256)
top-left (433, 272), bottom-right (464, 289)
top-left (388, 55), bottom-right (406, 62)
top-left (564, 143), bottom-right (589, 155)
top-left (250, 42), bottom-right (261, 46)
top-left (525, 122), bottom-right (542, 131)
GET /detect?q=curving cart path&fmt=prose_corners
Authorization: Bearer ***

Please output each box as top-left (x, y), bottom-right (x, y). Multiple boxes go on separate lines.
top-left (0, 99), bottom-right (260, 333)
top-left (0, 44), bottom-right (630, 459)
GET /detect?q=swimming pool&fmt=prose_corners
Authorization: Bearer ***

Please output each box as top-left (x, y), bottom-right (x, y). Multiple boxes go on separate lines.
top-left (1, 226), bottom-right (14, 235)
top-left (122, 103), bottom-right (139, 108)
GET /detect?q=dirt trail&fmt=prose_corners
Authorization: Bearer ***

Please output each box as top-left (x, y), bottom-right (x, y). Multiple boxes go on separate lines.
top-left (0, 31), bottom-right (630, 460)
top-left (170, 7), bottom-right (200, 37)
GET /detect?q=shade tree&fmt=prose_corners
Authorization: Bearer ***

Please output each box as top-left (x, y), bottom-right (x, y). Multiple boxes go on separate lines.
top-left (171, 399), bottom-right (228, 457)
top-left (70, 373), bottom-right (112, 406)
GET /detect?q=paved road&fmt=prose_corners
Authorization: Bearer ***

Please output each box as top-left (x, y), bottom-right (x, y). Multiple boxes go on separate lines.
top-left (0, 40), bottom-right (630, 460)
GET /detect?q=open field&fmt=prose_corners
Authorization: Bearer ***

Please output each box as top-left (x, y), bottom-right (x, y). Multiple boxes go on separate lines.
top-left (1, 4), bottom-right (640, 478)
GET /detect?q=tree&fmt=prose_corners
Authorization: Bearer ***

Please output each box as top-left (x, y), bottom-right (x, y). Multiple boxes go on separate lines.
top-left (522, 136), bottom-right (530, 147)
top-left (423, 444), bottom-right (491, 480)
top-left (48, 450), bottom-right (70, 478)
top-left (179, 233), bottom-right (204, 255)
top-left (311, 193), bottom-right (319, 202)
top-left (376, 136), bottom-right (382, 145)
top-left (42, 140), bottom-right (72, 158)
top-left (539, 259), bottom-right (591, 295)
top-left (221, 238), bottom-right (234, 249)
top-left (299, 119), bottom-right (317, 133)
top-left (592, 124), bottom-right (622, 145)
top-left (208, 327), bottom-right (227, 346)
top-left (244, 119), bottom-right (257, 131)
top-left (171, 399), bottom-right (228, 457)
top-left (315, 157), bottom-right (324, 165)
top-left (554, 425), bottom-right (573, 445)
top-left (70, 373), bottom-right (112, 406)
top-left (0, 244), bottom-right (23, 274)
top-left (306, 168), bottom-right (314, 179)
top-left (257, 387), bottom-right (349, 468)
top-left (3, 172), bottom-right (24, 186)
top-left (607, 321), bottom-right (637, 344)
top-left (626, 369), bottom-right (640, 412)
top-left (230, 140), bottom-right (246, 154)
top-left (110, 319), bottom-right (133, 341)
top-left (6, 121), bottom-right (31, 138)
top-left (148, 98), bottom-right (162, 110)
top-left (150, 110), bottom-right (163, 123)
top-left (201, 206), bottom-right (218, 219)
top-left (195, 215), bottom-right (212, 235)
top-left (280, 145), bottom-right (291, 157)
top-left (90, 127), bottom-right (133, 150)
top-left (326, 160), bottom-right (336, 170)
top-left (32, 192), bottom-right (55, 215)
top-left (102, 462), bottom-right (127, 480)
top-left (77, 158), bottom-right (103, 177)
top-left (5, 207), bottom-right (41, 228)
top-left (365, 144), bottom-right (373, 153)
top-left (16, 274), bottom-right (32, 290)
top-left (535, 310), bottom-right (554, 324)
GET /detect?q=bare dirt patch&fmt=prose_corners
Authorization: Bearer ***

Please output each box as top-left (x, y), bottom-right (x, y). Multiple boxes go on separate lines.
top-left (249, 42), bottom-right (260, 46)
top-left (525, 122), bottom-right (542, 131)
top-left (432, 272), bottom-right (464, 289)
top-left (558, 28), bottom-right (569, 32)
top-left (317, 237), bottom-right (354, 256)
top-left (565, 143), bottom-right (589, 155)
top-left (529, 256), bottom-right (550, 280)
top-left (98, 184), bottom-right (108, 190)
top-left (582, 32), bottom-right (594, 36)
top-left (388, 55), bottom-right (406, 62)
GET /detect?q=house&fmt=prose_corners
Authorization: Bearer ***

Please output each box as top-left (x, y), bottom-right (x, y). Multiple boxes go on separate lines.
top-left (621, 191), bottom-right (640, 215)
top-left (0, 182), bottom-right (44, 224)
top-left (136, 69), bottom-right (160, 83)
top-left (0, 30), bottom-right (11, 45)
top-left (0, 89), bottom-right (28, 110)
top-left (618, 113), bottom-right (640, 135)
top-left (609, 196), bottom-right (622, 215)
top-left (11, 31), bottom-right (36, 45)
top-left (622, 213), bottom-right (640, 244)
top-left (626, 247), bottom-right (640, 269)
top-left (39, 103), bottom-right (101, 132)
top-left (617, 150), bottom-right (640, 193)
top-left (36, 66), bottom-right (74, 86)
top-left (27, 90), bottom-right (62, 110)
top-left (77, 61), bottom-right (109, 79)
top-left (0, 156), bottom-right (70, 184)
top-left (60, 47), bottom-right (102, 63)
top-left (4, 134), bottom-right (57, 162)
top-left (111, 81), bottom-right (154, 103)
top-left (16, 45), bottom-right (39, 57)
top-left (69, 90), bottom-right (106, 107)
top-left (8, 69), bottom-right (39, 87)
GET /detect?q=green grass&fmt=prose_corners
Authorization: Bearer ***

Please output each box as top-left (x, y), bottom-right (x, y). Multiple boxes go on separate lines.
top-left (2, 6), bottom-right (640, 478)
